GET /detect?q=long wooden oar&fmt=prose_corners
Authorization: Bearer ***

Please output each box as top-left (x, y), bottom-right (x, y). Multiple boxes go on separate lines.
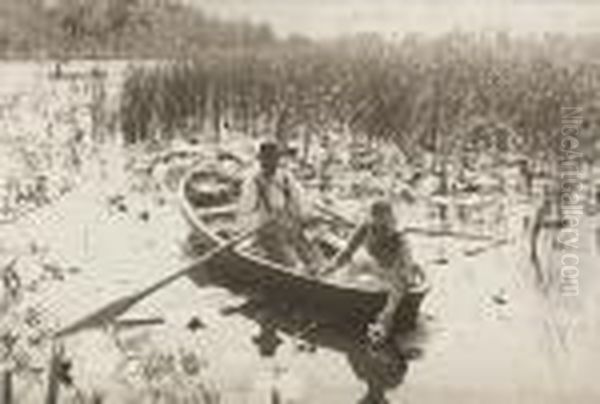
top-left (54, 223), bottom-right (265, 338)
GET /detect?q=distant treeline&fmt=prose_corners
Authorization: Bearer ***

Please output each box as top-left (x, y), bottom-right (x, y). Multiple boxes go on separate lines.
top-left (120, 33), bottom-right (599, 163)
top-left (0, 0), bottom-right (277, 58)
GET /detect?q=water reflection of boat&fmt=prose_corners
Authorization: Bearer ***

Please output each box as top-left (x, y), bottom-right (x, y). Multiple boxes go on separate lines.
top-left (180, 162), bottom-right (429, 333)
top-left (224, 297), bottom-right (416, 404)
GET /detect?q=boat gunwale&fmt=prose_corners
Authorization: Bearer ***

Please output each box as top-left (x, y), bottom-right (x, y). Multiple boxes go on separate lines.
top-left (178, 166), bottom-right (403, 297)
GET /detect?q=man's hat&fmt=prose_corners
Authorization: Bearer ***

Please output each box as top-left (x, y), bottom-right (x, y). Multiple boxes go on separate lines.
top-left (371, 199), bottom-right (394, 216)
top-left (257, 140), bottom-right (281, 160)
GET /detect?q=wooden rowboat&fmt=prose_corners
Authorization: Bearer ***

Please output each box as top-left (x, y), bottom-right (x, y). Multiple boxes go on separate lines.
top-left (179, 162), bottom-right (429, 333)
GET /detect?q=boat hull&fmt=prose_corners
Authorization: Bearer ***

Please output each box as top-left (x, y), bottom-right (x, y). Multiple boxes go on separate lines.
top-left (194, 249), bottom-right (426, 332)
top-left (180, 166), bottom-right (428, 333)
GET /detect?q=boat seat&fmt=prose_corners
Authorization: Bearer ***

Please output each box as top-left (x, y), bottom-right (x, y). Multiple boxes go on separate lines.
top-left (195, 204), bottom-right (238, 220)
top-left (312, 230), bottom-right (346, 255)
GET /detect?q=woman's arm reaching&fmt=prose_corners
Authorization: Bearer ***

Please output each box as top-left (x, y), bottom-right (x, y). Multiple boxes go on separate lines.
top-left (395, 232), bottom-right (426, 285)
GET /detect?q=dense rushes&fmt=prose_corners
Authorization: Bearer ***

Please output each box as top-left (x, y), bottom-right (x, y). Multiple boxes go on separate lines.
top-left (118, 34), bottom-right (599, 163)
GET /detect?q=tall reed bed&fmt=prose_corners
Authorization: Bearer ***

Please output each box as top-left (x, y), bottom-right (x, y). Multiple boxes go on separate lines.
top-left (118, 36), bottom-right (599, 162)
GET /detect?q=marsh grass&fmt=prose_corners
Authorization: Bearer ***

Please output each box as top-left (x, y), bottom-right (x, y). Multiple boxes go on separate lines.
top-left (118, 37), bottom-right (598, 170)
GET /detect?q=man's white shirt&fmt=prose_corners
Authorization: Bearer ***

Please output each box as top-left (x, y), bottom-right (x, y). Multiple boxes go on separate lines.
top-left (238, 167), bottom-right (306, 230)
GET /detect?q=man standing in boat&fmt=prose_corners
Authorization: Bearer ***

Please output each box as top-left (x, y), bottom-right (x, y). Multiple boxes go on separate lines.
top-left (238, 140), bottom-right (321, 274)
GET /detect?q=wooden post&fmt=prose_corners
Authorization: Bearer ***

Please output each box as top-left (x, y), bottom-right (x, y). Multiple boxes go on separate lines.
top-left (1, 370), bottom-right (12, 404)
top-left (302, 126), bottom-right (312, 165)
top-left (90, 67), bottom-right (106, 143)
top-left (45, 342), bottom-right (64, 404)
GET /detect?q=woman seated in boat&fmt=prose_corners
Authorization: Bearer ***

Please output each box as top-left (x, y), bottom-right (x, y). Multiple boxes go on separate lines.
top-left (238, 140), bottom-right (322, 274)
top-left (324, 199), bottom-right (425, 340)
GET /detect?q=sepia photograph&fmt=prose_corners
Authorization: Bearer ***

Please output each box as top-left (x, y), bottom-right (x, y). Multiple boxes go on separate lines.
top-left (0, 0), bottom-right (598, 403)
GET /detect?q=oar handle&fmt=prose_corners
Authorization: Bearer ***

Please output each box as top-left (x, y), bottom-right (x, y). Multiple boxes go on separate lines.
top-left (134, 223), bottom-right (263, 300)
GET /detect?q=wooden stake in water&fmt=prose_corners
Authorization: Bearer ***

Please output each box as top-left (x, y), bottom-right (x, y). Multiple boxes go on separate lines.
top-left (45, 342), bottom-right (64, 404)
top-left (1, 370), bottom-right (12, 404)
